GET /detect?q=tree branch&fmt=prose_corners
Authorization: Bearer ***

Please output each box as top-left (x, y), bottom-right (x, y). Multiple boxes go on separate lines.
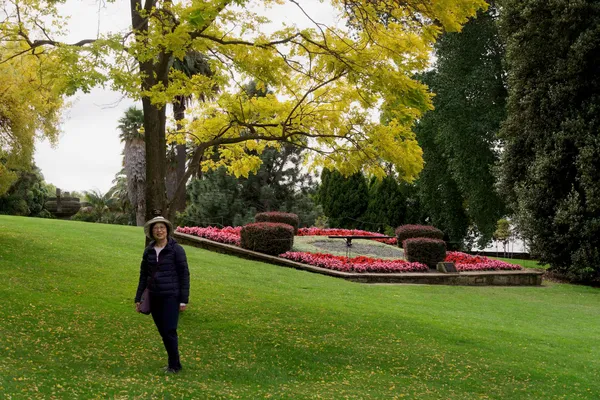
top-left (192, 32), bottom-right (302, 49)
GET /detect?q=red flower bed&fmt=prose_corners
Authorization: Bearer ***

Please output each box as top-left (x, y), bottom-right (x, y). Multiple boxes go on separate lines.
top-left (176, 226), bottom-right (242, 246)
top-left (176, 226), bottom-right (522, 272)
top-left (297, 227), bottom-right (397, 245)
top-left (280, 252), bottom-right (428, 273)
top-left (445, 252), bottom-right (522, 271)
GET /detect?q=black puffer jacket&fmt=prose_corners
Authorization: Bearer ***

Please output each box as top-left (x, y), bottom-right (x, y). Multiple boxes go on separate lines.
top-left (134, 238), bottom-right (190, 303)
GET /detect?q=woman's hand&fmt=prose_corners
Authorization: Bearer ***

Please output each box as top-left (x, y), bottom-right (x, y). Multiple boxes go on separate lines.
top-left (179, 303), bottom-right (187, 312)
top-left (135, 302), bottom-right (141, 313)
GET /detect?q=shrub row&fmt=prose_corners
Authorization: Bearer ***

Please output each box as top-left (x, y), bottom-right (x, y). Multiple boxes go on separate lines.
top-left (395, 224), bottom-right (444, 247)
top-left (404, 238), bottom-right (447, 268)
top-left (240, 222), bottom-right (294, 255)
top-left (255, 212), bottom-right (299, 234)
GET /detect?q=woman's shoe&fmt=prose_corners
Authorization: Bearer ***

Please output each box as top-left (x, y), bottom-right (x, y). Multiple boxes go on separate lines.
top-left (164, 366), bottom-right (181, 374)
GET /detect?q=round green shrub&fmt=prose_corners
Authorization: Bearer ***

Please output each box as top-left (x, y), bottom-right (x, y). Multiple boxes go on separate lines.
top-left (404, 238), bottom-right (447, 268)
top-left (240, 222), bottom-right (295, 256)
top-left (255, 212), bottom-right (299, 234)
top-left (395, 224), bottom-right (444, 248)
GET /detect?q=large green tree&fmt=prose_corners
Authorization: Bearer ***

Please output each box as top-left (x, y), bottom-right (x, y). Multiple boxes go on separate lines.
top-left (1, 0), bottom-right (486, 223)
top-left (362, 175), bottom-right (410, 233)
top-left (413, 2), bottom-right (506, 247)
top-left (318, 169), bottom-right (369, 229)
top-left (498, 0), bottom-right (600, 282)
top-left (415, 114), bottom-right (470, 247)
top-left (0, 164), bottom-right (51, 217)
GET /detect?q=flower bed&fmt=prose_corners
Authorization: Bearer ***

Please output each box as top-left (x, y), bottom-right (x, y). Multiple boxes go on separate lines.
top-left (297, 227), bottom-right (397, 245)
top-left (176, 226), bottom-right (522, 272)
top-left (445, 252), bottom-right (522, 271)
top-left (280, 252), bottom-right (428, 273)
top-left (176, 226), bottom-right (242, 246)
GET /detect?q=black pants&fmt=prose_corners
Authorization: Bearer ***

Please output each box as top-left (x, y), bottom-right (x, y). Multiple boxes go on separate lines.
top-left (150, 295), bottom-right (181, 370)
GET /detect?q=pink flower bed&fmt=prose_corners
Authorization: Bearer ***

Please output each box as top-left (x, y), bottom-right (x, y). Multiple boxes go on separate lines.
top-left (176, 226), bottom-right (242, 246)
top-left (176, 226), bottom-right (522, 272)
top-left (445, 251), bottom-right (522, 271)
top-left (280, 252), bottom-right (428, 273)
top-left (297, 227), bottom-right (397, 245)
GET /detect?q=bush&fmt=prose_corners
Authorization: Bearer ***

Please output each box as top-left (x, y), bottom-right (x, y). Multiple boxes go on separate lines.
top-left (395, 224), bottom-right (444, 248)
top-left (404, 238), bottom-right (447, 268)
top-left (240, 222), bottom-right (294, 256)
top-left (255, 212), bottom-right (299, 234)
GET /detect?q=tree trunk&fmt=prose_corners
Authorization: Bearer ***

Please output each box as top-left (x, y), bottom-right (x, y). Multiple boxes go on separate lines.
top-left (143, 98), bottom-right (167, 222)
top-left (166, 163), bottom-right (177, 204)
top-left (173, 99), bottom-right (187, 213)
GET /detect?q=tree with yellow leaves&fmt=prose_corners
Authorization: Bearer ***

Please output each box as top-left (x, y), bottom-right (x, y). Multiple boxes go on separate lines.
top-left (0, 42), bottom-right (65, 195)
top-left (1, 0), bottom-right (486, 220)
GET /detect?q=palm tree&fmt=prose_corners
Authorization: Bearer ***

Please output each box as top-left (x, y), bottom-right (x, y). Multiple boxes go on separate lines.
top-left (168, 52), bottom-right (214, 212)
top-left (83, 189), bottom-right (118, 221)
top-left (118, 106), bottom-right (146, 226)
top-left (108, 168), bottom-right (134, 224)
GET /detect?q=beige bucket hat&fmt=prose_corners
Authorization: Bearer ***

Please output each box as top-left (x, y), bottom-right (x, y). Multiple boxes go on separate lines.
top-left (144, 216), bottom-right (173, 239)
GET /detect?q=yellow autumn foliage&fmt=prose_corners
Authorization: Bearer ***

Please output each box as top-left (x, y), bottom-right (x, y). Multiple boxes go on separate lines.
top-left (0, 43), bottom-right (66, 194)
top-left (1, 0), bottom-right (487, 188)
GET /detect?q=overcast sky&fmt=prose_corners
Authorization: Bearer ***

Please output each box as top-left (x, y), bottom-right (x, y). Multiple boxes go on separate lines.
top-left (33, 0), bottom-right (338, 195)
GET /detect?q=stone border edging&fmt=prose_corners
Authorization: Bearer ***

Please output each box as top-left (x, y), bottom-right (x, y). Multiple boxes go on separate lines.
top-left (174, 232), bottom-right (544, 286)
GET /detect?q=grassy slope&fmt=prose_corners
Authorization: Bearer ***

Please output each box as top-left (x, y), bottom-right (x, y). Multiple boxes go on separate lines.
top-left (0, 216), bottom-right (599, 399)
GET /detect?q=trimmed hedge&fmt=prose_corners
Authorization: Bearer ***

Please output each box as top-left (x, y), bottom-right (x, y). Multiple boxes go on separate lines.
top-left (240, 222), bottom-right (295, 256)
top-left (404, 238), bottom-right (447, 268)
top-left (395, 224), bottom-right (444, 248)
top-left (255, 212), bottom-right (299, 234)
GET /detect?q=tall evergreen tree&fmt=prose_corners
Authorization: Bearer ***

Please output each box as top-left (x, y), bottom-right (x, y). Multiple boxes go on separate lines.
top-left (414, 2), bottom-right (507, 247)
top-left (362, 175), bottom-right (409, 233)
top-left (499, 0), bottom-right (600, 282)
top-left (178, 168), bottom-right (251, 228)
top-left (318, 169), bottom-right (369, 229)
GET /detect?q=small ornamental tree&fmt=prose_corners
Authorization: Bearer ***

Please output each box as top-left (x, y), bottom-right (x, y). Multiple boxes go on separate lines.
top-left (240, 222), bottom-right (294, 256)
top-left (404, 238), bottom-right (447, 268)
top-left (395, 225), bottom-right (444, 248)
top-left (255, 212), bottom-right (299, 234)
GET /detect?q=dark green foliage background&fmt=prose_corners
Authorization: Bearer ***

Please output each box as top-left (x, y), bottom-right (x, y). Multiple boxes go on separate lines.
top-left (414, 3), bottom-right (507, 248)
top-left (317, 169), bottom-right (369, 229)
top-left (0, 165), bottom-right (52, 218)
top-left (498, 0), bottom-right (600, 282)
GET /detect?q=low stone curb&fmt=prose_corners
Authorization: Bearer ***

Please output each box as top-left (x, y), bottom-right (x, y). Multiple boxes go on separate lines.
top-left (174, 232), bottom-right (544, 286)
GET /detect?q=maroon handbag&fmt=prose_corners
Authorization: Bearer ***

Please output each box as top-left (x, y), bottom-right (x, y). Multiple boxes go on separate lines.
top-left (139, 288), bottom-right (152, 315)
top-left (139, 263), bottom-right (160, 315)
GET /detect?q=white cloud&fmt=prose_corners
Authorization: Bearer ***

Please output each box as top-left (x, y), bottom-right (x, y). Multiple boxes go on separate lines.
top-left (35, 89), bottom-right (137, 193)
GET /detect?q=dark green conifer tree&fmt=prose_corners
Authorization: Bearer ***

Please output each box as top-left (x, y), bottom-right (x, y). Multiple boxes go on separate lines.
top-left (499, 0), bottom-right (600, 282)
top-left (318, 169), bottom-right (369, 229)
top-left (414, 2), bottom-right (506, 247)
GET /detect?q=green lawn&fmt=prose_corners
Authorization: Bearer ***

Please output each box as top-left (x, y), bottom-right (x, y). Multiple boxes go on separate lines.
top-left (1, 216), bottom-right (599, 399)
top-left (491, 257), bottom-right (550, 270)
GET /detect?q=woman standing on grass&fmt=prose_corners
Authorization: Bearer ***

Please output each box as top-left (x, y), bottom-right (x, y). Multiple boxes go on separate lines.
top-left (135, 216), bottom-right (190, 374)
